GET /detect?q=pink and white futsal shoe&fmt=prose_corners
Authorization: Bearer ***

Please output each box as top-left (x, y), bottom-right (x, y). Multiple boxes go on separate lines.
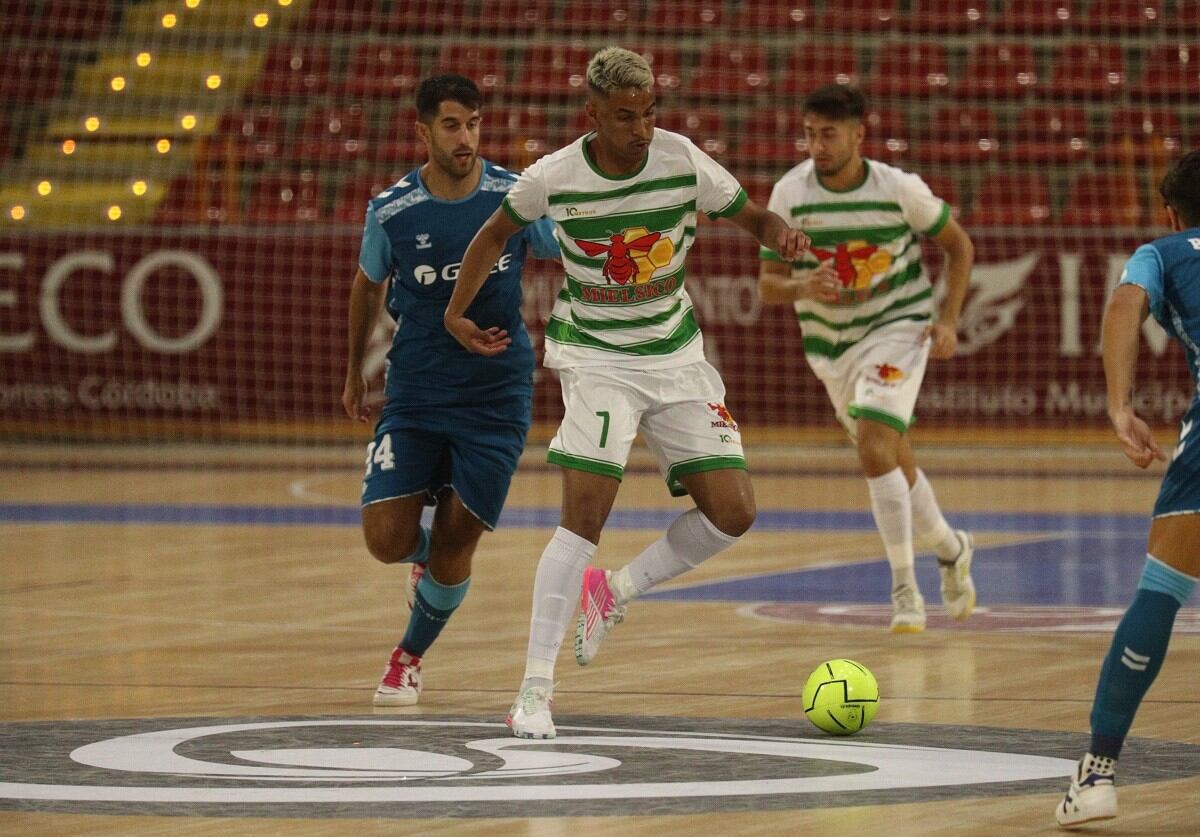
top-left (574, 567), bottom-right (626, 666)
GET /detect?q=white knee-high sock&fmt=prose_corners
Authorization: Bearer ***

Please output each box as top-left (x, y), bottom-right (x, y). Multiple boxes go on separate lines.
top-left (909, 468), bottom-right (962, 561)
top-left (523, 526), bottom-right (595, 688)
top-left (867, 468), bottom-right (915, 588)
top-left (609, 508), bottom-right (739, 603)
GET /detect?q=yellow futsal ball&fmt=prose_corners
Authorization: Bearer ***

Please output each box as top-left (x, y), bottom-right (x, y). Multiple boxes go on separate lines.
top-left (802, 659), bottom-right (880, 735)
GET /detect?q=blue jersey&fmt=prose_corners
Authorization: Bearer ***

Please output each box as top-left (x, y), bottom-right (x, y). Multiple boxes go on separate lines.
top-left (1120, 227), bottom-right (1200, 389)
top-left (358, 160), bottom-right (559, 408)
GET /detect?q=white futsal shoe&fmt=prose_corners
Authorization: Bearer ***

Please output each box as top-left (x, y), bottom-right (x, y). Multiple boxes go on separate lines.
top-left (507, 685), bottom-right (555, 739)
top-left (890, 583), bottom-right (926, 633)
top-left (1056, 753), bottom-right (1118, 828)
top-left (373, 646), bottom-right (422, 706)
top-left (938, 530), bottom-right (977, 620)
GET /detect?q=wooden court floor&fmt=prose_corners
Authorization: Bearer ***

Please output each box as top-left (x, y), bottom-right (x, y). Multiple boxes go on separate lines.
top-left (2, 440), bottom-right (1199, 835)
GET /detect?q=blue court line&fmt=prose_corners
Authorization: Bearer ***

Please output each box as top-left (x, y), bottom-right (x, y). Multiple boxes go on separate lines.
top-left (0, 502), bottom-right (1147, 533)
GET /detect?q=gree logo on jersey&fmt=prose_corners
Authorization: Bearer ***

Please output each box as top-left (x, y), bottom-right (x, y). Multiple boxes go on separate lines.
top-left (413, 253), bottom-right (514, 285)
top-left (574, 227), bottom-right (675, 285)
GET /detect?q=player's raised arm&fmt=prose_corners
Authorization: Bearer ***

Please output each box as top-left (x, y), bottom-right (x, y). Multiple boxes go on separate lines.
top-left (1102, 283), bottom-right (1166, 468)
top-left (923, 217), bottom-right (975, 360)
top-left (343, 268), bottom-right (388, 423)
top-left (443, 207), bottom-right (524, 355)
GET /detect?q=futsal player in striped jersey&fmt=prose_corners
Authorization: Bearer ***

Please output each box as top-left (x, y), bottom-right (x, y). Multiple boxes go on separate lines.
top-left (758, 85), bottom-right (978, 634)
top-left (342, 75), bottom-right (559, 706)
top-left (1057, 151), bottom-right (1200, 828)
top-left (443, 46), bottom-right (808, 739)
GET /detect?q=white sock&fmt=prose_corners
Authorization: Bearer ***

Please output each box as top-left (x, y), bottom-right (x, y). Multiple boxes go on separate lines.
top-left (611, 508), bottom-right (739, 603)
top-left (909, 468), bottom-right (961, 561)
top-left (867, 468), bottom-right (915, 588)
top-left (523, 526), bottom-right (595, 685)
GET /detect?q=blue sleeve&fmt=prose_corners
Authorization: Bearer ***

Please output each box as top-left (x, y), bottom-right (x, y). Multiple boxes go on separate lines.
top-left (1118, 244), bottom-right (1165, 320)
top-left (357, 209), bottom-right (392, 283)
top-left (524, 217), bottom-right (561, 262)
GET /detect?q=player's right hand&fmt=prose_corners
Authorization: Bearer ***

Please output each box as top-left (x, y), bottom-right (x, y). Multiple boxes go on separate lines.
top-left (445, 313), bottom-right (511, 356)
top-left (1110, 405), bottom-right (1167, 469)
top-left (342, 372), bottom-right (370, 423)
top-left (802, 263), bottom-right (842, 303)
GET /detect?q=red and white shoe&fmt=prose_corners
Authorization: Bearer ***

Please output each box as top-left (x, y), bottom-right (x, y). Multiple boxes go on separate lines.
top-left (574, 567), bottom-right (626, 666)
top-left (373, 646), bottom-right (422, 706)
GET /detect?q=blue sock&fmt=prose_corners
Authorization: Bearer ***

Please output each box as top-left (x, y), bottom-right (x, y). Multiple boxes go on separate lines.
top-left (400, 568), bottom-right (470, 657)
top-left (403, 526), bottom-right (430, 565)
top-left (1089, 556), bottom-right (1195, 759)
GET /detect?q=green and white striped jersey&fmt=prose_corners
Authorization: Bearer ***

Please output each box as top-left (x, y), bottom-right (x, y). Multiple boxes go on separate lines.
top-left (502, 128), bottom-right (748, 370)
top-left (760, 159), bottom-right (951, 360)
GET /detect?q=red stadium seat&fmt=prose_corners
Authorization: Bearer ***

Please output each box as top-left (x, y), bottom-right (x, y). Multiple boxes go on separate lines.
top-left (734, 109), bottom-right (805, 165)
top-left (737, 173), bottom-right (779, 208)
top-left (1042, 43), bottom-right (1127, 100)
top-left (0, 0), bottom-right (35, 38)
top-left (968, 173), bottom-right (1052, 226)
top-left (1132, 44), bottom-right (1199, 100)
top-left (1060, 173), bottom-right (1142, 226)
top-left (644, 0), bottom-right (724, 33)
top-left (287, 106), bottom-right (371, 164)
top-left (913, 107), bottom-right (999, 165)
top-left (992, 0), bottom-right (1075, 34)
top-left (1077, 0), bottom-right (1163, 33)
top-left (215, 107), bottom-right (286, 165)
top-left (333, 172), bottom-right (404, 224)
top-left (250, 45), bottom-right (332, 100)
top-left (1094, 108), bottom-right (1186, 165)
top-left (0, 49), bottom-right (63, 103)
top-left (1178, 1), bottom-right (1200, 32)
top-left (554, 1), bottom-right (642, 31)
top-left (1002, 106), bottom-right (1090, 165)
top-left (775, 45), bottom-right (861, 98)
top-left (339, 43), bottom-right (421, 100)
top-left (510, 44), bottom-right (594, 99)
top-left (731, 1), bottom-right (815, 34)
top-left (860, 109), bottom-right (911, 163)
top-left (372, 107), bottom-right (423, 166)
top-left (631, 45), bottom-right (685, 94)
top-left (34, 0), bottom-right (111, 40)
top-left (955, 43), bottom-right (1038, 99)
top-left (379, 0), bottom-right (470, 34)
top-left (689, 42), bottom-right (771, 99)
top-left (868, 42), bottom-right (952, 98)
top-left (435, 44), bottom-right (508, 96)
top-left (472, 0), bottom-right (551, 33)
top-left (820, 0), bottom-right (899, 32)
top-left (564, 108), bottom-right (595, 144)
top-left (154, 173), bottom-right (235, 226)
top-left (481, 105), bottom-right (551, 169)
top-left (656, 109), bottom-right (729, 159)
top-left (294, 0), bottom-right (385, 34)
top-left (902, 0), bottom-right (988, 34)
top-left (246, 171), bottom-right (324, 223)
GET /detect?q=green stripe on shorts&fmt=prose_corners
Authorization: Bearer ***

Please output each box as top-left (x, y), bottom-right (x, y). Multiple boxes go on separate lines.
top-left (547, 450), bottom-right (624, 481)
top-left (847, 405), bottom-right (911, 433)
top-left (665, 455), bottom-right (748, 497)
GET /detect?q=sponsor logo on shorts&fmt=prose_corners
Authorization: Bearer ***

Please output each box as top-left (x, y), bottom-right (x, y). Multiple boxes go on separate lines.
top-left (708, 402), bottom-right (739, 431)
top-left (873, 363), bottom-right (905, 384)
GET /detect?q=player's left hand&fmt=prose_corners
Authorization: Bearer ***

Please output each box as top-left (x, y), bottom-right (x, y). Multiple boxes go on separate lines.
top-left (922, 320), bottom-right (959, 359)
top-left (1110, 405), bottom-right (1167, 469)
top-left (774, 227), bottom-right (810, 262)
top-left (445, 313), bottom-right (511, 356)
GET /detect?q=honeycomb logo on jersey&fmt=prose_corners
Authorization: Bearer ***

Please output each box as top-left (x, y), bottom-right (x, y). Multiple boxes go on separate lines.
top-left (873, 363), bottom-right (905, 385)
top-left (707, 401), bottom-right (739, 431)
top-left (811, 241), bottom-right (892, 295)
top-left (574, 226), bottom-right (674, 286)
top-left (413, 253), bottom-right (514, 286)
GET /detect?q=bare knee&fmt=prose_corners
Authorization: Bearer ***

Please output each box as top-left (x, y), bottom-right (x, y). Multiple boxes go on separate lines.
top-left (856, 427), bottom-right (901, 477)
top-left (705, 497), bottom-right (756, 538)
top-left (362, 518), bottom-right (421, 564)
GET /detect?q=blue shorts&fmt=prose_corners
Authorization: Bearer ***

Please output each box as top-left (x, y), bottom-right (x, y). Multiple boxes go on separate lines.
top-left (1153, 397), bottom-right (1200, 518)
top-left (361, 400), bottom-right (530, 531)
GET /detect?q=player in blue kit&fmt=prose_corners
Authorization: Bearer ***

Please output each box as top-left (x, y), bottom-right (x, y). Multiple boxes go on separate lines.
top-left (341, 74), bottom-right (559, 706)
top-left (1056, 150), bottom-right (1200, 828)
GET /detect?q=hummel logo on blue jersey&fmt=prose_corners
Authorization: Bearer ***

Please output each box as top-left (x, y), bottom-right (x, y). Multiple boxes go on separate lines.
top-left (415, 233), bottom-right (432, 250)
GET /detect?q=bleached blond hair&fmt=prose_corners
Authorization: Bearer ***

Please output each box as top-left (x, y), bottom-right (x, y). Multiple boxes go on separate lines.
top-left (586, 46), bottom-right (653, 97)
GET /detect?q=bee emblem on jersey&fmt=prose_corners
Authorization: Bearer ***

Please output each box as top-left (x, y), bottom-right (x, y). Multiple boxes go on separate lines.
top-left (874, 363), bottom-right (904, 383)
top-left (811, 240), bottom-right (893, 293)
top-left (574, 227), bottom-right (674, 285)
